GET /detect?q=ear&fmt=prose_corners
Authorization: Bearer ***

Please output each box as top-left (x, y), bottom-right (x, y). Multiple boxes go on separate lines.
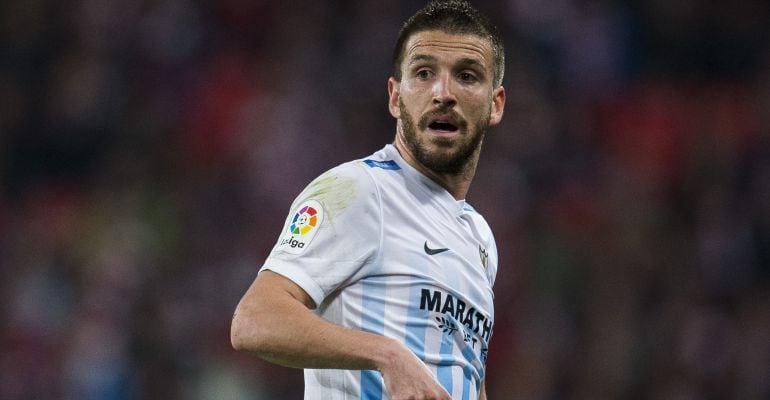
top-left (488, 86), bottom-right (506, 126)
top-left (388, 77), bottom-right (401, 119)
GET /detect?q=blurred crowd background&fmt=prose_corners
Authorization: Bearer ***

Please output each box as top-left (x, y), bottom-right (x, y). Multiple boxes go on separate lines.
top-left (1, 0), bottom-right (769, 399)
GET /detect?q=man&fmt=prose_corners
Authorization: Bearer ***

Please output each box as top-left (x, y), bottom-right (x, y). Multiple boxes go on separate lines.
top-left (231, 1), bottom-right (505, 399)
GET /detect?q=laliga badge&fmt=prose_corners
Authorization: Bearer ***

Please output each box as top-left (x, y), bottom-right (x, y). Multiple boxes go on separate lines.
top-left (277, 199), bottom-right (324, 254)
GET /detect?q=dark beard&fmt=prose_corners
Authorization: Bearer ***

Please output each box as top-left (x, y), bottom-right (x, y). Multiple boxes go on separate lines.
top-left (399, 98), bottom-right (488, 175)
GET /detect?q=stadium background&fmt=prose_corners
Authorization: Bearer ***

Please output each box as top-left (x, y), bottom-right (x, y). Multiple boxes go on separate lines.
top-left (1, 0), bottom-right (769, 398)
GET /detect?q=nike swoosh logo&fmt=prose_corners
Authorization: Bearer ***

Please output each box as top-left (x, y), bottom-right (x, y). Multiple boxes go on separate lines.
top-left (424, 241), bottom-right (449, 255)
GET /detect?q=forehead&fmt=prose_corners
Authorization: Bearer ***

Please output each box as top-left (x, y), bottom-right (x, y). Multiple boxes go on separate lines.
top-left (403, 30), bottom-right (493, 67)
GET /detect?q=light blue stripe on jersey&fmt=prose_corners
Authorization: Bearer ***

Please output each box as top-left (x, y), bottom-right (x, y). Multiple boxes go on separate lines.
top-left (408, 283), bottom-right (456, 394)
top-left (360, 370), bottom-right (382, 400)
top-left (437, 334), bottom-right (455, 395)
top-left (463, 371), bottom-right (470, 400)
top-left (405, 284), bottom-right (428, 357)
top-left (460, 342), bottom-right (479, 399)
top-left (360, 279), bottom-right (385, 400)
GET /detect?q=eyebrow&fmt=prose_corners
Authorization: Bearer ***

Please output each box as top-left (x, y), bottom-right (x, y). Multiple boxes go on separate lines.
top-left (407, 54), bottom-right (486, 70)
top-left (407, 54), bottom-right (437, 66)
top-left (456, 58), bottom-right (486, 71)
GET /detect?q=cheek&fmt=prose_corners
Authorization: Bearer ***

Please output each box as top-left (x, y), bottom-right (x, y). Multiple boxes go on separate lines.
top-left (400, 89), bottom-right (423, 106)
top-left (401, 81), bottom-right (435, 101)
top-left (465, 94), bottom-right (493, 119)
top-left (399, 95), bottom-right (424, 117)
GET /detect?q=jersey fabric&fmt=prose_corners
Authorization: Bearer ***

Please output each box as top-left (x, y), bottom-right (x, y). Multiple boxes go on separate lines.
top-left (261, 144), bottom-right (498, 400)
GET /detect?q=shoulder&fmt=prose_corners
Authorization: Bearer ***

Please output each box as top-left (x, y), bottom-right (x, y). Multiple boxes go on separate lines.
top-left (295, 148), bottom-right (405, 203)
top-left (297, 160), bottom-right (376, 201)
top-left (290, 158), bottom-right (387, 221)
top-left (286, 147), bottom-right (409, 228)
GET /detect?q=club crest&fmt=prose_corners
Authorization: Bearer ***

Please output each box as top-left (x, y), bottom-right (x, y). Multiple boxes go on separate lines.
top-left (478, 244), bottom-right (488, 269)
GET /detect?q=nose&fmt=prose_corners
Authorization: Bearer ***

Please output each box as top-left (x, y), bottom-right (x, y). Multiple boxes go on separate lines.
top-left (432, 72), bottom-right (457, 107)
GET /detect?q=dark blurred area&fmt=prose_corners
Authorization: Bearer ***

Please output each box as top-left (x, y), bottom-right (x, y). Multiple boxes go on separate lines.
top-left (1, 0), bottom-right (769, 399)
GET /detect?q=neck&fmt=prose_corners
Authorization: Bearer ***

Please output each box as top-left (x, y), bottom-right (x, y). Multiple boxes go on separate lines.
top-left (393, 135), bottom-right (480, 200)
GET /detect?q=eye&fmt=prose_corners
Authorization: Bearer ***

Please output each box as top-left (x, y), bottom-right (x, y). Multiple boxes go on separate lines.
top-left (416, 69), bottom-right (434, 80)
top-left (458, 71), bottom-right (478, 83)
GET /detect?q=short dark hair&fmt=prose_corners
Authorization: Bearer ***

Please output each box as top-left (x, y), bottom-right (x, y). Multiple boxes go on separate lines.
top-left (392, 0), bottom-right (505, 87)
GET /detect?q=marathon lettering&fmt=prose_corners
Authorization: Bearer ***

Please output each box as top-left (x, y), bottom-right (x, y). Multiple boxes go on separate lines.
top-left (279, 236), bottom-right (305, 249)
top-left (420, 288), bottom-right (493, 343)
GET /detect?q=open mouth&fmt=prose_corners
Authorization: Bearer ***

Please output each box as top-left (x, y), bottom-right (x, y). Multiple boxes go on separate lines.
top-left (427, 119), bottom-right (459, 133)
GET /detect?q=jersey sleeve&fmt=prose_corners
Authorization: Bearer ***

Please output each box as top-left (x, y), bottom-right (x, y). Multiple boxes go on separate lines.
top-left (260, 161), bottom-right (382, 307)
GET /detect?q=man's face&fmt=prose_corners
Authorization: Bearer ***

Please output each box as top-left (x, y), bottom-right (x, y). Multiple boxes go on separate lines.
top-left (388, 30), bottom-right (505, 175)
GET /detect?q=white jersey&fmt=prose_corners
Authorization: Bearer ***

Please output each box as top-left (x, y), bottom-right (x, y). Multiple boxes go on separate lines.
top-left (261, 144), bottom-right (498, 400)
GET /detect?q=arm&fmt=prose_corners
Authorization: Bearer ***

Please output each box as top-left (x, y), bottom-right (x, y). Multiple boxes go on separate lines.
top-left (479, 378), bottom-right (487, 399)
top-left (231, 270), bottom-right (451, 399)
